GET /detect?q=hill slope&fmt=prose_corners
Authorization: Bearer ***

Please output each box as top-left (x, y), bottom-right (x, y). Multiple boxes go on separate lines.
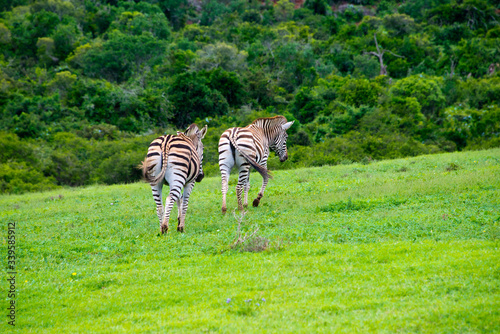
top-left (1, 148), bottom-right (499, 332)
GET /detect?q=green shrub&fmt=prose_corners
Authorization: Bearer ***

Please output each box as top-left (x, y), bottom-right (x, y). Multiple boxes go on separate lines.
top-left (0, 131), bottom-right (36, 163)
top-left (168, 72), bottom-right (230, 128)
top-left (338, 78), bottom-right (382, 108)
top-left (389, 75), bottom-right (446, 119)
top-left (291, 86), bottom-right (325, 123)
top-left (95, 150), bottom-right (144, 185)
top-left (0, 162), bottom-right (58, 194)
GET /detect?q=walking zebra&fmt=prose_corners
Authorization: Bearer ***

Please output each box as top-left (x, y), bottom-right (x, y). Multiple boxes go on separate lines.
top-left (140, 124), bottom-right (207, 234)
top-left (218, 116), bottom-right (294, 213)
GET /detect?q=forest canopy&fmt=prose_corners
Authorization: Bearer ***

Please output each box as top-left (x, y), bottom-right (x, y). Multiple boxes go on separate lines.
top-left (0, 0), bottom-right (499, 194)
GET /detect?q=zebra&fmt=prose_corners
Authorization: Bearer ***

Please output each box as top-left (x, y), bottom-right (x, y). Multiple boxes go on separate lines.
top-left (218, 115), bottom-right (294, 213)
top-left (140, 124), bottom-right (207, 234)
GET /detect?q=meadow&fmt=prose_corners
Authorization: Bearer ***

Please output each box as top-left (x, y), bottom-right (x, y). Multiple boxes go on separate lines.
top-left (1, 148), bottom-right (499, 333)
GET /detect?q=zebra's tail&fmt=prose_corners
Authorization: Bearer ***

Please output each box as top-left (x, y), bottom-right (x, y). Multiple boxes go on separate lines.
top-left (140, 141), bottom-right (169, 186)
top-left (228, 134), bottom-right (273, 180)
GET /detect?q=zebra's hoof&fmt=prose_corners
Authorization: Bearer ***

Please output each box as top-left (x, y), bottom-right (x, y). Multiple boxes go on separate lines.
top-left (160, 224), bottom-right (168, 235)
top-left (177, 225), bottom-right (184, 233)
top-left (222, 207), bottom-right (227, 214)
top-left (253, 199), bottom-right (260, 207)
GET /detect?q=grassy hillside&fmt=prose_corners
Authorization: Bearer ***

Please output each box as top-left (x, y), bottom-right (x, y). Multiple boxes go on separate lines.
top-left (1, 148), bottom-right (499, 333)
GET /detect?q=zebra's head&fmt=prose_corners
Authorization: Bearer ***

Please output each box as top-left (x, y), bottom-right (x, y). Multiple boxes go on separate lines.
top-left (181, 124), bottom-right (208, 182)
top-left (272, 120), bottom-right (294, 162)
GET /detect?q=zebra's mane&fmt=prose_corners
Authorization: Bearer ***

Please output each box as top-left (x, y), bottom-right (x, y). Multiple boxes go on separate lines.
top-left (250, 115), bottom-right (287, 127)
top-left (178, 124), bottom-right (202, 150)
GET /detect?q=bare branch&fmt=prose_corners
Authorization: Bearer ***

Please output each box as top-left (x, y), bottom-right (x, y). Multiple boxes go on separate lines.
top-left (231, 210), bottom-right (255, 245)
top-left (363, 33), bottom-right (403, 76)
top-left (385, 50), bottom-right (404, 58)
top-left (374, 33), bottom-right (381, 55)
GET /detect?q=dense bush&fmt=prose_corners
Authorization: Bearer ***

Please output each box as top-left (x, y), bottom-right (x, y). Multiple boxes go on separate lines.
top-left (0, 0), bottom-right (499, 194)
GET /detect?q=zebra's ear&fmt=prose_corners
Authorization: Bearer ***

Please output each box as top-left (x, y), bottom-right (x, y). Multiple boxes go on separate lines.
top-left (197, 125), bottom-right (208, 139)
top-left (183, 124), bottom-right (198, 136)
top-left (282, 121), bottom-right (294, 131)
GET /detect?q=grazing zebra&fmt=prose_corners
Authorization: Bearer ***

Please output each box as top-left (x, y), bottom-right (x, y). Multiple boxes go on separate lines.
top-left (140, 124), bottom-right (207, 234)
top-left (218, 116), bottom-right (294, 213)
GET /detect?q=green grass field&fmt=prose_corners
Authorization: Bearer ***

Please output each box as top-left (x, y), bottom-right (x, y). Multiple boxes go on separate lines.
top-left (2, 148), bottom-right (499, 333)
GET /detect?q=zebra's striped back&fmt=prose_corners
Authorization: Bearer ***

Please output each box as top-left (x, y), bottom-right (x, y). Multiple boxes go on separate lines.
top-left (219, 116), bottom-right (294, 176)
top-left (141, 134), bottom-right (199, 186)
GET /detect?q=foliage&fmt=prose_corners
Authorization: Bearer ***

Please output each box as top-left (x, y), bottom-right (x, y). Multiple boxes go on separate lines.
top-left (68, 30), bottom-right (166, 83)
top-left (193, 42), bottom-right (248, 72)
top-left (338, 77), bottom-right (382, 108)
top-left (304, 0), bottom-right (329, 16)
top-left (290, 86), bottom-right (324, 123)
top-left (383, 14), bottom-right (417, 37)
top-left (389, 75), bottom-right (446, 118)
top-left (167, 72), bottom-right (229, 127)
top-left (204, 68), bottom-right (246, 107)
top-left (0, 0), bottom-right (499, 193)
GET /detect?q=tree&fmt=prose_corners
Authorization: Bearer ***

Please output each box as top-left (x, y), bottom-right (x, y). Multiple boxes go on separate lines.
top-left (353, 54), bottom-right (379, 79)
top-left (0, 23), bottom-right (11, 45)
top-left (389, 75), bottom-right (446, 119)
top-left (155, 0), bottom-right (190, 30)
top-left (193, 42), bottom-right (248, 72)
top-left (200, 0), bottom-right (230, 26)
top-left (426, 0), bottom-right (497, 31)
top-left (167, 72), bottom-right (229, 128)
top-left (110, 9), bottom-right (171, 39)
top-left (7, 9), bottom-right (59, 58)
top-left (454, 38), bottom-right (500, 77)
top-left (51, 20), bottom-right (84, 61)
top-left (242, 68), bottom-right (275, 107)
top-left (274, 0), bottom-right (295, 22)
top-left (0, 0), bottom-right (29, 12)
top-left (304, 0), bottom-right (329, 16)
top-left (364, 33), bottom-right (404, 76)
top-left (290, 86), bottom-right (325, 123)
top-left (68, 31), bottom-right (166, 83)
top-left (274, 42), bottom-right (318, 92)
top-left (36, 37), bottom-right (57, 65)
top-left (64, 78), bottom-right (151, 133)
top-left (382, 14), bottom-right (416, 37)
top-left (338, 78), bottom-right (382, 108)
top-left (398, 0), bottom-right (450, 22)
top-left (205, 69), bottom-right (246, 107)
top-left (48, 71), bottom-right (77, 100)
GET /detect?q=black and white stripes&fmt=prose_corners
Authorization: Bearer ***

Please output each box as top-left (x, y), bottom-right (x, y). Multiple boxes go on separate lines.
top-left (140, 124), bottom-right (207, 234)
top-left (218, 116), bottom-right (294, 213)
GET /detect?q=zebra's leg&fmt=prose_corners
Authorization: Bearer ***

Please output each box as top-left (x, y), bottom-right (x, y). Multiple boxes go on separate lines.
top-left (253, 173), bottom-right (269, 208)
top-left (236, 163), bottom-right (250, 210)
top-left (243, 177), bottom-right (250, 208)
top-left (219, 158), bottom-right (234, 214)
top-left (236, 183), bottom-right (244, 211)
top-left (160, 194), bottom-right (175, 234)
top-left (151, 182), bottom-right (164, 227)
top-left (221, 168), bottom-right (230, 214)
top-left (176, 196), bottom-right (183, 231)
top-left (177, 181), bottom-right (195, 232)
top-left (219, 133), bottom-right (235, 214)
top-left (161, 185), bottom-right (182, 234)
